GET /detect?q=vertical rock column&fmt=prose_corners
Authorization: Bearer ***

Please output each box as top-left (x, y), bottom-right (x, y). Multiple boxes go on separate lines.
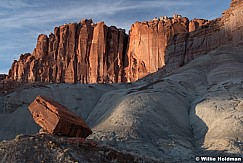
top-left (63, 23), bottom-right (78, 83)
top-left (89, 22), bottom-right (107, 83)
top-left (77, 19), bottom-right (94, 84)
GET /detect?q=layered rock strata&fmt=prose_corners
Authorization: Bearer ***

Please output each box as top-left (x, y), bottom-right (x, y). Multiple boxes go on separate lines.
top-left (165, 0), bottom-right (243, 72)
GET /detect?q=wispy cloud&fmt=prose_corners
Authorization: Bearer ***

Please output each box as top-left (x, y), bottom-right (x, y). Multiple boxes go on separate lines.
top-left (0, 0), bottom-right (191, 29)
top-left (0, 0), bottom-right (39, 9)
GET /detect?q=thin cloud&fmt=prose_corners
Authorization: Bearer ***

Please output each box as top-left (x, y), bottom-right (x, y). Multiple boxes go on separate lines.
top-left (117, 0), bottom-right (191, 10)
top-left (0, 0), bottom-right (191, 29)
top-left (0, 0), bottom-right (39, 9)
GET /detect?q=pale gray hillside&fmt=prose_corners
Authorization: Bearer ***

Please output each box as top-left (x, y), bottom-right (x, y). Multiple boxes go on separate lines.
top-left (0, 45), bottom-right (242, 162)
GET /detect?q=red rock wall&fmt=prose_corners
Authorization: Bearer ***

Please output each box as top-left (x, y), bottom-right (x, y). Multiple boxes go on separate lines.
top-left (125, 15), bottom-right (189, 82)
top-left (224, 0), bottom-right (243, 45)
top-left (8, 19), bottom-right (128, 83)
top-left (9, 16), bottom-right (190, 83)
top-left (165, 19), bottom-right (225, 72)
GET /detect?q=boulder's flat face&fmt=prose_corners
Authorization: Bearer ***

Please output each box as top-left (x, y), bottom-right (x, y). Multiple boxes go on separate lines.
top-left (29, 96), bottom-right (92, 138)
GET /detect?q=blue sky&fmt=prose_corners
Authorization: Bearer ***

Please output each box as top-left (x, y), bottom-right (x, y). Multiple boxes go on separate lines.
top-left (0, 0), bottom-right (231, 74)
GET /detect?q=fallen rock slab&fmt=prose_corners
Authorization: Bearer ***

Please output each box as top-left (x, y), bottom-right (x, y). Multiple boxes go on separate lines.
top-left (28, 96), bottom-right (92, 138)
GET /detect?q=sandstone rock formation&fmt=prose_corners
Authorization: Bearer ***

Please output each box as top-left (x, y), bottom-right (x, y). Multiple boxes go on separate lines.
top-left (7, 17), bottom-right (202, 83)
top-left (8, 19), bottom-right (128, 83)
top-left (28, 96), bottom-right (92, 138)
top-left (188, 19), bottom-right (208, 32)
top-left (125, 15), bottom-right (189, 82)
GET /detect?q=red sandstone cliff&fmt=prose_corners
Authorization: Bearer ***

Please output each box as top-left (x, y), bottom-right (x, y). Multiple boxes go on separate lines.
top-left (125, 15), bottom-right (190, 82)
top-left (8, 0), bottom-right (243, 83)
top-left (8, 16), bottom-right (192, 83)
top-left (8, 19), bottom-right (128, 83)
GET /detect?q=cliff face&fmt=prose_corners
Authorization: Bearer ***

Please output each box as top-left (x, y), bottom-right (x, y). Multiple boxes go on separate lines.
top-left (125, 15), bottom-right (189, 82)
top-left (8, 0), bottom-right (243, 83)
top-left (224, 0), bottom-right (243, 45)
top-left (8, 16), bottom-right (192, 83)
top-left (8, 19), bottom-right (128, 83)
top-left (165, 0), bottom-right (243, 72)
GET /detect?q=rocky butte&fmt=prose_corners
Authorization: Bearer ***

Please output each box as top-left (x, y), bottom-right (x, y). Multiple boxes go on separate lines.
top-left (7, 0), bottom-right (243, 84)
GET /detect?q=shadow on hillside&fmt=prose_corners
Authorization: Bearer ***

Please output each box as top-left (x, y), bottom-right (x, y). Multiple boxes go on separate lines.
top-left (190, 105), bottom-right (243, 160)
top-left (189, 104), bottom-right (208, 148)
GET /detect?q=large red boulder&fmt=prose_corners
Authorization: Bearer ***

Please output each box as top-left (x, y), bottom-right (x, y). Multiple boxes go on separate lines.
top-left (28, 96), bottom-right (92, 138)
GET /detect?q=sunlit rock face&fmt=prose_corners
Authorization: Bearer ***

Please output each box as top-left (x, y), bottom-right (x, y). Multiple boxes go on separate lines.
top-left (189, 19), bottom-right (208, 32)
top-left (7, 15), bottom-right (206, 84)
top-left (8, 20), bottom-right (128, 83)
top-left (125, 15), bottom-right (189, 82)
top-left (8, 16), bottom-right (191, 83)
